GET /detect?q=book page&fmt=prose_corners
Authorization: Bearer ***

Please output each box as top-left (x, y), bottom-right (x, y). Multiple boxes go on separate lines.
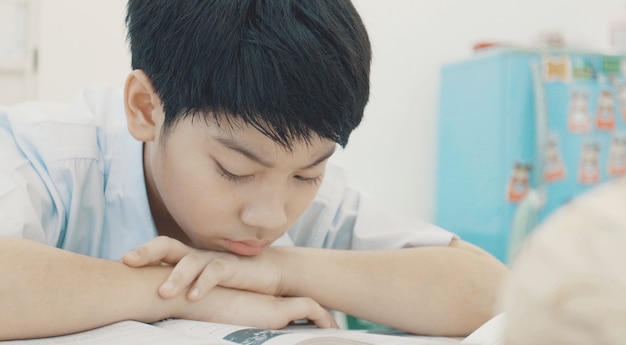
top-left (0, 320), bottom-right (231, 345)
top-left (460, 313), bottom-right (505, 345)
top-left (156, 319), bottom-right (462, 345)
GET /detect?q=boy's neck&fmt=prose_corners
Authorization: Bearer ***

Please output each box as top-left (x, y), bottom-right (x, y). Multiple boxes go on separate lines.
top-left (142, 146), bottom-right (193, 246)
top-left (155, 219), bottom-right (193, 246)
top-left (146, 189), bottom-right (193, 246)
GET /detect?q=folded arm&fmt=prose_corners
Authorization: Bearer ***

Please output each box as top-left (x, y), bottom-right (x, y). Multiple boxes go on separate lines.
top-left (0, 238), bottom-right (336, 341)
top-left (276, 238), bottom-right (509, 336)
top-left (125, 236), bottom-right (509, 337)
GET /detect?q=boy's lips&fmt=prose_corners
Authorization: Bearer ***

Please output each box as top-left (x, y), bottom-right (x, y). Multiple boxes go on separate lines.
top-left (224, 239), bottom-right (270, 256)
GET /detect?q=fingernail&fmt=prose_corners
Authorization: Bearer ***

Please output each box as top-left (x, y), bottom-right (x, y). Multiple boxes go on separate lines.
top-left (161, 280), bottom-right (175, 294)
top-left (189, 287), bottom-right (200, 300)
top-left (126, 250), bottom-right (139, 259)
top-left (319, 320), bottom-right (331, 328)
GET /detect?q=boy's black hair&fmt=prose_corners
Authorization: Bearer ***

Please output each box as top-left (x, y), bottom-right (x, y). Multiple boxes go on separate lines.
top-left (125, 0), bottom-right (371, 148)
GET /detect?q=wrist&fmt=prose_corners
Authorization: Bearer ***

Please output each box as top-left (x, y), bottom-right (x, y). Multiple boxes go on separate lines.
top-left (120, 264), bottom-right (184, 322)
top-left (268, 246), bottom-right (305, 297)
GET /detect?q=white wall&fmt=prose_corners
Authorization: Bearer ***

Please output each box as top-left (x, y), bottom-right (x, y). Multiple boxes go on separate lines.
top-left (334, 0), bottom-right (624, 221)
top-left (30, 0), bottom-right (626, 221)
top-left (0, 0), bottom-right (39, 105)
top-left (37, 0), bottom-right (129, 101)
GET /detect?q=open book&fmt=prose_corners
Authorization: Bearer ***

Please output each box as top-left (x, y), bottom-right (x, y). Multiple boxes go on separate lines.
top-left (1, 314), bottom-right (504, 345)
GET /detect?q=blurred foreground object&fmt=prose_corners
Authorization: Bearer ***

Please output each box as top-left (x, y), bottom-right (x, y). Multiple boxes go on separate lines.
top-left (501, 177), bottom-right (626, 345)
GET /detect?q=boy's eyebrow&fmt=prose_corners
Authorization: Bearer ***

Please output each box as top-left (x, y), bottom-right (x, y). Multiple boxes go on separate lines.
top-left (215, 137), bottom-right (336, 169)
top-left (304, 146), bottom-right (337, 169)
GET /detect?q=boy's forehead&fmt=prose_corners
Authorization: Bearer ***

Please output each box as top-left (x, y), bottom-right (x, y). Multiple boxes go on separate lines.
top-left (188, 112), bottom-right (333, 150)
top-left (182, 113), bottom-right (335, 153)
top-left (202, 121), bottom-right (338, 168)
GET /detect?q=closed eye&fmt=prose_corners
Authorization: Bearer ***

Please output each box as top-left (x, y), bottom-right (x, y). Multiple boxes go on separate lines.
top-left (217, 164), bottom-right (250, 183)
top-left (294, 174), bottom-right (323, 186)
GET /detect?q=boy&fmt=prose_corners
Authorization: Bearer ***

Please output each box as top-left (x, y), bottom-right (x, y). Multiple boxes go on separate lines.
top-left (0, 0), bottom-right (508, 340)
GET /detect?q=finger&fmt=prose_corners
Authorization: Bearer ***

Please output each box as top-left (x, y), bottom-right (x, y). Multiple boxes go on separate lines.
top-left (159, 252), bottom-right (213, 299)
top-left (280, 297), bottom-right (339, 329)
top-left (122, 236), bottom-right (192, 267)
top-left (306, 306), bottom-right (339, 329)
top-left (187, 257), bottom-right (235, 301)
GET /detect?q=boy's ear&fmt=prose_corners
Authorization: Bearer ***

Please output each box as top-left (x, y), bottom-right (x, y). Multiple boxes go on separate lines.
top-left (124, 70), bottom-right (162, 142)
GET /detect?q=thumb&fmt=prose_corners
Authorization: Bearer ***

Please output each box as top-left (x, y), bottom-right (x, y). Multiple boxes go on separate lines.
top-left (121, 236), bottom-right (193, 267)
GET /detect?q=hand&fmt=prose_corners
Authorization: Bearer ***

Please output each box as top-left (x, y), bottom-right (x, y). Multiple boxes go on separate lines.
top-left (179, 286), bottom-right (339, 330)
top-left (122, 236), bottom-right (284, 301)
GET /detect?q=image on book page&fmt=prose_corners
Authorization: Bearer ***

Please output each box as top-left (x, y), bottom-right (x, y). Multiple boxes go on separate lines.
top-left (154, 318), bottom-right (462, 345)
top-left (0, 320), bottom-right (231, 345)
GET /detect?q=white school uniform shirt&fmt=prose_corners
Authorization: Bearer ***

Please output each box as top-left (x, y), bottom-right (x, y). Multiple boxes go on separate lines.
top-left (0, 87), bottom-right (454, 260)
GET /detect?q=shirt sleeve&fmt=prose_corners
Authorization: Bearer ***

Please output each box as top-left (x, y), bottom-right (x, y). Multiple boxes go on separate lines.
top-left (0, 121), bottom-right (58, 245)
top-left (349, 194), bottom-right (456, 250)
top-left (288, 163), bottom-right (456, 250)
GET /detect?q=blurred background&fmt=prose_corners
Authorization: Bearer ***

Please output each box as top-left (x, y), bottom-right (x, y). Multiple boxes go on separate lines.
top-left (1, 0), bottom-right (624, 235)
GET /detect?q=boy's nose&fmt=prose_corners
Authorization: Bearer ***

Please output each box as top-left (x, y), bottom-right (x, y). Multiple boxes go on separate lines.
top-left (240, 191), bottom-right (288, 235)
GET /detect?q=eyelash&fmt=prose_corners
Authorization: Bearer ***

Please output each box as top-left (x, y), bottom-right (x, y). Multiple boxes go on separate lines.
top-left (295, 175), bottom-right (323, 186)
top-left (217, 166), bottom-right (322, 186)
top-left (218, 166), bottom-right (249, 183)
